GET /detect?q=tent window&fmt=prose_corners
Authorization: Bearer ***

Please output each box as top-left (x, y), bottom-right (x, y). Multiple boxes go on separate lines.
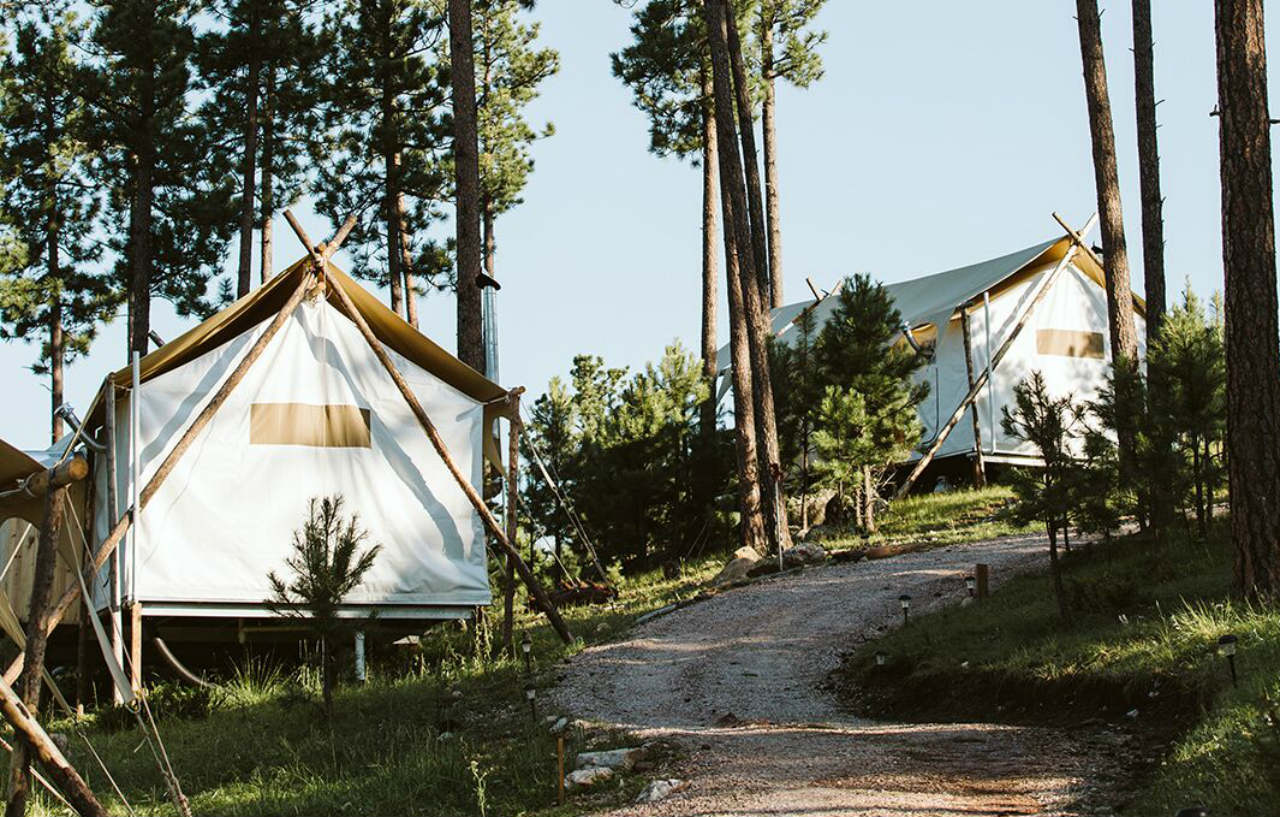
top-left (1036, 329), bottom-right (1105, 360)
top-left (250, 403), bottom-right (372, 448)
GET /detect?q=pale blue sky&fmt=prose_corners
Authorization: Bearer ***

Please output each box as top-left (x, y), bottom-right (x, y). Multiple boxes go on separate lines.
top-left (1, 1), bottom-right (1270, 448)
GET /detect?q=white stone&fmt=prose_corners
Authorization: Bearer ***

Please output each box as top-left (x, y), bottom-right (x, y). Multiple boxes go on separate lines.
top-left (635, 779), bottom-right (687, 803)
top-left (565, 766), bottom-right (614, 790)
top-left (576, 746), bottom-right (645, 771)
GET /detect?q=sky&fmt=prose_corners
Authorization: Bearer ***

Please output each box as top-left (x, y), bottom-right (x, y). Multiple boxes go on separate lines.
top-left (0, 0), bottom-right (1271, 449)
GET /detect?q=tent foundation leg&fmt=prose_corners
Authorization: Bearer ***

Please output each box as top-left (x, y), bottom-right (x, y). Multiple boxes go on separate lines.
top-left (129, 602), bottom-right (142, 694)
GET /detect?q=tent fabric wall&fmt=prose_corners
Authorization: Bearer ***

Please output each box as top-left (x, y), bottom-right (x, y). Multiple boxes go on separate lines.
top-left (91, 298), bottom-right (491, 613)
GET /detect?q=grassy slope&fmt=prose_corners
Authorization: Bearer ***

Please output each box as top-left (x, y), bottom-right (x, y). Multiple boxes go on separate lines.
top-left (19, 489), bottom-right (1035, 816)
top-left (835, 521), bottom-right (1280, 816)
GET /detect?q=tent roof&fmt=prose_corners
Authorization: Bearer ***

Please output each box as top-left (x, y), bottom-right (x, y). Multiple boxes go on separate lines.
top-left (718, 234), bottom-right (1144, 372)
top-left (87, 256), bottom-right (506, 425)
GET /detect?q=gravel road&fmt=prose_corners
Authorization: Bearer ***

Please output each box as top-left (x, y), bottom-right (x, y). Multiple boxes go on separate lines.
top-left (552, 534), bottom-right (1130, 816)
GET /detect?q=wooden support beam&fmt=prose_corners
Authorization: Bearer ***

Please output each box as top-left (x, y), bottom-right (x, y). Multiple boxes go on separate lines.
top-left (281, 211), bottom-right (575, 644)
top-left (500, 412), bottom-right (520, 657)
top-left (5, 456), bottom-right (87, 499)
top-left (1053, 211), bottom-right (1108, 272)
top-left (129, 602), bottom-right (142, 693)
top-left (0, 674), bottom-right (106, 816)
top-left (960, 309), bottom-right (987, 489)
top-left (104, 376), bottom-right (123, 705)
top-left (893, 214), bottom-right (1098, 500)
top-left (2, 270), bottom-right (317, 687)
top-left (8, 484), bottom-right (69, 816)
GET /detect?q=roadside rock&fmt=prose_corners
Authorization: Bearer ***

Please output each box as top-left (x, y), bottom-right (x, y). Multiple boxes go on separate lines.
top-left (711, 548), bottom-right (761, 586)
top-left (577, 746), bottom-right (646, 771)
top-left (564, 766), bottom-right (614, 790)
top-left (783, 541), bottom-right (827, 567)
top-left (635, 779), bottom-right (688, 803)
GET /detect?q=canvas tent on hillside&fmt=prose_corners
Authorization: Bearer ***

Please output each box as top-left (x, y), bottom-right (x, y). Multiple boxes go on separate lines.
top-left (0, 255), bottom-right (521, 643)
top-left (718, 230), bottom-right (1146, 474)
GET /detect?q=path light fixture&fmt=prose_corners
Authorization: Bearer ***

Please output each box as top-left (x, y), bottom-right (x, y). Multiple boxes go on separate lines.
top-left (965, 575), bottom-right (976, 597)
top-left (521, 631), bottom-right (533, 673)
top-left (524, 682), bottom-right (537, 722)
top-left (1218, 634), bottom-right (1238, 688)
top-left (1174, 807), bottom-right (1209, 817)
top-left (874, 651), bottom-right (887, 667)
top-left (899, 594), bottom-right (912, 625)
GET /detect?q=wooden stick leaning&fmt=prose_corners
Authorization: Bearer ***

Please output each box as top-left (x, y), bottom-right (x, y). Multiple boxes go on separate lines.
top-left (960, 309), bottom-right (987, 489)
top-left (2, 269), bottom-right (317, 687)
top-left (282, 210), bottom-right (575, 644)
top-left (893, 214), bottom-right (1098, 500)
top-left (0, 675), bottom-right (106, 817)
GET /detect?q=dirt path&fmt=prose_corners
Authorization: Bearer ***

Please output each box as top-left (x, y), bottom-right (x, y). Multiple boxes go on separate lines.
top-left (552, 535), bottom-right (1130, 816)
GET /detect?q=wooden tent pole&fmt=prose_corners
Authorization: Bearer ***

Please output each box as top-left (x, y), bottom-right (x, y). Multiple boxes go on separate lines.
top-left (1, 271), bottom-right (317, 687)
top-left (0, 672), bottom-right (106, 816)
top-left (960, 308), bottom-right (987, 488)
top-left (893, 215), bottom-right (1097, 500)
top-left (280, 212), bottom-right (574, 644)
top-left (104, 376), bottom-right (122, 704)
top-left (7, 480), bottom-right (76, 816)
top-left (501, 411), bottom-right (520, 657)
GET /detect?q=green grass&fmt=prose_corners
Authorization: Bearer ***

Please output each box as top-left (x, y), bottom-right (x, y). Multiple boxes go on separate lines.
top-left (835, 521), bottom-right (1280, 816)
top-left (822, 485), bottom-right (1034, 552)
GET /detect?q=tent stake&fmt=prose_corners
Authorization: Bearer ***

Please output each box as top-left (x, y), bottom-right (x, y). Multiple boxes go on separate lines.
top-left (283, 212), bottom-right (574, 644)
top-left (893, 214), bottom-right (1098, 500)
top-left (1, 270), bottom-right (317, 687)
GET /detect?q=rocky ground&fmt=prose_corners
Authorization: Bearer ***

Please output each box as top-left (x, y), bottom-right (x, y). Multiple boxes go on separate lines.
top-left (552, 534), bottom-right (1139, 816)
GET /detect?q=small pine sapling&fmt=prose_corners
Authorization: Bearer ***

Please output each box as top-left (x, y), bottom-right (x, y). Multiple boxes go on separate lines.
top-left (267, 496), bottom-right (381, 716)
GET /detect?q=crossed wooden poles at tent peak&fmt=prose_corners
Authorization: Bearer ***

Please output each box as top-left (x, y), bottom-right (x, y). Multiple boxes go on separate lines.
top-left (893, 212), bottom-right (1100, 500)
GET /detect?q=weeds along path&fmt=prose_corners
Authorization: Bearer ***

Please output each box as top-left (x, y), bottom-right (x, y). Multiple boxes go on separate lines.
top-left (553, 534), bottom-right (1127, 817)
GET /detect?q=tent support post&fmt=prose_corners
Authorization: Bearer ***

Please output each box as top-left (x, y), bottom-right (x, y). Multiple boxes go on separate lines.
top-left (129, 602), bottom-right (142, 693)
top-left (960, 308), bottom-right (987, 489)
top-left (282, 210), bottom-right (574, 644)
top-left (104, 376), bottom-right (122, 704)
top-left (893, 214), bottom-right (1097, 500)
top-left (501, 410), bottom-right (520, 658)
top-left (1, 271), bottom-right (317, 687)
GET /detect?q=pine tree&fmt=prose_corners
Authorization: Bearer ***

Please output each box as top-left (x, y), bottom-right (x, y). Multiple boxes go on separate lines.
top-left (474, 0), bottom-right (558, 291)
top-left (756, 0), bottom-right (825, 308)
top-left (1214, 0), bottom-right (1280, 601)
top-left (770, 308), bottom-right (820, 526)
top-left (814, 274), bottom-right (928, 530)
top-left (1002, 372), bottom-right (1083, 623)
top-left (524, 377), bottom-right (577, 568)
top-left (0, 8), bottom-right (122, 442)
top-left (195, 0), bottom-right (319, 288)
top-left (315, 0), bottom-right (453, 323)
top-left (89, 0), bottom-right (237, 356)
top-left (448, 0), bottom-right (485, 370)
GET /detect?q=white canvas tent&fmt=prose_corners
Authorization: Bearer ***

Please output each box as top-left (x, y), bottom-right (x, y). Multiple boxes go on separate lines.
top-left (718, 232), bottom-right (1147, 470)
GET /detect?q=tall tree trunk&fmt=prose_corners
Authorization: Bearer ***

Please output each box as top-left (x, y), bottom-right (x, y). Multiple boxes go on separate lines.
top-left (400, 192), bottom-right (418, 328)
top-left (724, 3), bottom-right (770, 303)
top-left (385, 153), bottom-right (405, 318)
top-left (449, 0), bottom-right (485, 374)
top-left (862, 465), bottom-right (876, 534)
top-left (722, 0), bottom-right (791, 552)
top-left (6, 486), bottom-right (68, 817)
top-left (48, 226), bottom-right (64, 445)
top-left (699, 68), bottom-right (719, 447)
top-left (1214, 0), bottom-right (1280, 601)
top-left (127, 145), bottom-right (154, 358)
top-left (259, 66), bottom-right (275, 284)
top-left (706, 0), bottom-right (784, 553)
top-left (1131, 0), bottom-right (1166, 336)
top-left (1075, 0), bottom-right (1140, 472)
top-left (379, 11), bottom-right (405, 319)
top-left (236, 11), bottom-right (261, 298)
top-left (760, 10), bottom-right (783, 308)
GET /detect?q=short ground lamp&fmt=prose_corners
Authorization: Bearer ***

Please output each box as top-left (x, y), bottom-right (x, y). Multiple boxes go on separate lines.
top-left (965, 575), bottom-right (976, 597)
top-left (524, 682), bottom-right (537, 722)
top-left (521, 632), bottom-right (533, 674)
top-left (899, 594), bottom-right (912, 625)
top-left (1217, 634), bottom-right (1239, 687)
top-left (874, 650), bottom-right (888, 668)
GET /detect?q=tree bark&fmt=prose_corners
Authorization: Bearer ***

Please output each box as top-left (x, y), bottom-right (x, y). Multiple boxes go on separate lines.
top-left (236, 9), bottom-right (261, 298)
top-left (961, 309), bottom-right (986, 488)
top-left (449, 0), bottom-right (485, 374)
top-left (400, 192), bottom-right (418, 328)
top-left (862, 465), bottom-right (876, 534)
top-left (259, 66), bottom-right (275, 284)
top-left (48, 229), bottom-right (64, 445)
top-left (127, 22), bottom-right (156, 359)
top-left (760, 10), bottom-right (784, 308)
top-left (699, 69), bottom-right (719, 446)
top-left (1131, 0), bottom-right (1166, 336)
top-left (706, 0), bottom-right (788, 553)
top-left (7, 486), bottom-right (67, 817)
top-left (724, 3), bottom-right (770, 303)
top-left (1214, 0), bottom-right (1280, 601)
top-left (385, 151), bottom-right (406, 318)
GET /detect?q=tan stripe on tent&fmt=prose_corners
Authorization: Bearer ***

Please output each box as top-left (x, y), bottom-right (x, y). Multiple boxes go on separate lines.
top-left (1036, 328), bottom-right (1105, 359)
top-left (250, 403), bottom-right (372, 448)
